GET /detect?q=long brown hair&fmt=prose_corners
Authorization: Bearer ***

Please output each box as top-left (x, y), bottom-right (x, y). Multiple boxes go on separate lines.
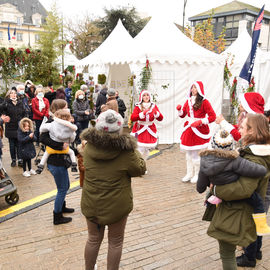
top-left (242, 114), bottom-right (270, 146)
top-left (192, 93), bottom-right (203, 110)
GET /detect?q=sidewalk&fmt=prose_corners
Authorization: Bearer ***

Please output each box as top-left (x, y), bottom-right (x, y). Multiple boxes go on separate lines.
top-left (0, 143), bottom-right (269, 269)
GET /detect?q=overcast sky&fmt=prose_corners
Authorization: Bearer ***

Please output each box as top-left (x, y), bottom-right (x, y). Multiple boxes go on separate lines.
top-left (39, 0), bottom-right (268, 25)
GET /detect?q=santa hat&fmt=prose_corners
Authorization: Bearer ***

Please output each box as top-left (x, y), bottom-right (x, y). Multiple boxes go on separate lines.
top-left (239, 92), bottom-right (265, 114)
top-left (189, 81), bottom-right (205, 98)
top-left (95, 109), bottom-right (123, 133)
top-left (138, 90), bottom-right (152, 103)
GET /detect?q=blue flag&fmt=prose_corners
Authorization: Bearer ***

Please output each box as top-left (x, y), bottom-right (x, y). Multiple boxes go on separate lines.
top-left (7, 24), bottom-right (11, 41)
top-left (239, 5), bottom-right (264, 83)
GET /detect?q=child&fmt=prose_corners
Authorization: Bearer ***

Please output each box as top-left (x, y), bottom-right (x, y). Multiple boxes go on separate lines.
top-left (17, 118), bottom-right (37, 177)
top-left (76, 140), bottom-right (87, 187)
top-left (36, 108), bottom-right (78, 174)
top-left (197, 129), bottom-right (270, 235)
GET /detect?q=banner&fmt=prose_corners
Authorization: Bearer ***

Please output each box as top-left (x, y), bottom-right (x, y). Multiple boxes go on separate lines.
top-left (7, 24), bottom-right (10, 41)
top-left (239, 5), bottom-right (265, 83)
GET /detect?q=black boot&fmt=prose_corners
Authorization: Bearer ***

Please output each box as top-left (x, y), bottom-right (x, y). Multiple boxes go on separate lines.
top-left (236, 254), bottom-right (256, 268)
top-left (62, 201), bottom-right (75, 213)
top-left (53, 211), bottom-right (72, 225)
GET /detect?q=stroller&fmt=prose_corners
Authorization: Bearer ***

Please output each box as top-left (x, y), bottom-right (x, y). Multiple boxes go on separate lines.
top-left (0, 160), bottom-right (19, 205)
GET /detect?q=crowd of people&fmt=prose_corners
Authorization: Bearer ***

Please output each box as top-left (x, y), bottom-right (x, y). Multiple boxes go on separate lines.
top-left (0, 78), bottom-right (270, 270)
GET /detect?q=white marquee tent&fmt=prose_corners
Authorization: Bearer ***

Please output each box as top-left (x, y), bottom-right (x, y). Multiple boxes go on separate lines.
top-left (78, 17), bottom-right (225, 144)
top-left (108, 17), bottom-right (225, 144)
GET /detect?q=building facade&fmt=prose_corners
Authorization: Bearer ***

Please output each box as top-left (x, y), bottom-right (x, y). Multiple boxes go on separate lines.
top-left (189, 0), bottom-right (270, 50)
top-left (0, 0), bottom-right (47, 48)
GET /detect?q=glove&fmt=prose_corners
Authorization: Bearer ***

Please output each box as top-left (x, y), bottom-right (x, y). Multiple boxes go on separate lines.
top-left (176, 104), bottom-right (182, 111)
top-left (191, 120), bottom-right (202, 127)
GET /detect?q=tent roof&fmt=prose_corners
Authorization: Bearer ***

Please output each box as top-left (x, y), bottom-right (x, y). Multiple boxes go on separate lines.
top-left (64, 45), bottom-right (79, 67)
top-left (78, 19), bottom-right (134, 67)
top-left (126, 17), bottom-right (224, 64)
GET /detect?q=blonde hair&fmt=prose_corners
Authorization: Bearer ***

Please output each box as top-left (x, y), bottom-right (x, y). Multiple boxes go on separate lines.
top-left (35, 87), bottom-right (44, 95)
top-left (54, 109), bottom-right (71, 121)
top-left (75, 90), bottom-right (85, 99)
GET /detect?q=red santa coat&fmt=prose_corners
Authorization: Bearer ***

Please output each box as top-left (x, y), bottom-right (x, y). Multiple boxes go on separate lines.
top-left (179, 98), bottom-right (216, 150)
top-left (130, 103), bottom-right (163, 148)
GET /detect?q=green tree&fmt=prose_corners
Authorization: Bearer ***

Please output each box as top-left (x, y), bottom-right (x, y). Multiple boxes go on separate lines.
top-left (96, 7), bottom-right (148, 40)
top-left (37, 5), bottom-right (65, 85)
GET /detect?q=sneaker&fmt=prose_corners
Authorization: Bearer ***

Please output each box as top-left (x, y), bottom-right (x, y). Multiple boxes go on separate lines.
top-left (29, 169), bottom-right (37, 175)
top-left (236, 254), bottom-right (256, 268)
top-left (11, 160), bottom-right (16, 167)
top-left (23, 171), bottom-right (31, 177)
top-left (36, 164), bottom-right (44, 174)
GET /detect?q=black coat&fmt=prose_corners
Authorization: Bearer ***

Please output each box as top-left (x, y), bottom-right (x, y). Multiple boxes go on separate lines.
top-left (95, 89), bottom-right (107, 116)
top-left (0, 99), bottom-right (26, 138)
top-left (197, 149), bottom-right (267, 193)
top-left (17, 128), bottom-right (36, 160)
top-left (116, 96), bottom-right (126, 118)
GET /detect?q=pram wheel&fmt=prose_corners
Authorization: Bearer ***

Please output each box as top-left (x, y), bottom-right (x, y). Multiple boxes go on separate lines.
top-left (5, 192), bottom-right (19, 205)
top-left (35, 158), bottom-right (41, 165)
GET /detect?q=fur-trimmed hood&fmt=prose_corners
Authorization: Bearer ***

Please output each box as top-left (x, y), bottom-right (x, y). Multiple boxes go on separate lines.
top-left (54, 117), bottom-right (77, 131)
top-left (199, 148), bottom-right (240, 177)
top-left (80, 128), bottom-right (137, 160)
top-left (19, 117), bottom-right (34, 132)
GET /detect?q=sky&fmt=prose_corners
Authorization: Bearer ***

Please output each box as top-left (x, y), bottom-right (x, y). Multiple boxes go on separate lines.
top-left (39, 0), bottom-right (269, 25)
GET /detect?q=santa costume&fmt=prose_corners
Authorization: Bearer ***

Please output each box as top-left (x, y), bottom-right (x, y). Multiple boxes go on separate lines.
top-left (220, 92), bottom-right (265, 141)
top-left (130, 90), bottom-right (163, 159)
top-left (177, 81), bottom-right (216, 183)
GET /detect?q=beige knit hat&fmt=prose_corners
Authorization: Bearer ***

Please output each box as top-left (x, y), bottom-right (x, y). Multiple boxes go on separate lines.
top-left (211, 129), bottom-right (233, 150)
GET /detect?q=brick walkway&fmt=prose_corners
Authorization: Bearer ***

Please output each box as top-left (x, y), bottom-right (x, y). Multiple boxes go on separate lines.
top-left (0, 143), bottom-right (269, 269)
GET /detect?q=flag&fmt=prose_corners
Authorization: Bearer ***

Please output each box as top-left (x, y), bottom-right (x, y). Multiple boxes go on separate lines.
top-left (7, 24), bottom-right (11, 41)
top-left (12, 27), bottom-right (16, 40)
top-left (239, 5), bottom-right (264, 83)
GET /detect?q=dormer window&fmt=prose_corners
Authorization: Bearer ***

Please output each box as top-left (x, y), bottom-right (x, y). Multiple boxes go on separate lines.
top-left (32, 13), bottom-right (42, 26)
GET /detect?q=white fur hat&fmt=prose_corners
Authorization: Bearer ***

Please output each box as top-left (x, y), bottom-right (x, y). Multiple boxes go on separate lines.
top-left (95, 109), bottom-right (123, 133)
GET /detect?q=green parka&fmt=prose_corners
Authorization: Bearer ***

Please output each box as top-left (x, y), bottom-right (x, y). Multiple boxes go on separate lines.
top-left (207, 144), bottom-right (270, 247)
top-left (80, 128), bottom-right (146, 225)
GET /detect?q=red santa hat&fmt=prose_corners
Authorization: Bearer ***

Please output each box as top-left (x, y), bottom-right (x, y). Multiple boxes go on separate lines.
top-left (190, 81), bottom-right (205, 98)
top-left (239, 92), bottom-right (265, 114)
top-left (138, 90), bottom-right (152, 103)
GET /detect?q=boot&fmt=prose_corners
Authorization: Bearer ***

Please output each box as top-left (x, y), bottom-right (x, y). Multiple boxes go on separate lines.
top-left (53, 211), bottom-right (72, 225)
top-left (252, 213), bottom-right (270, 236)
top-left (62, 201), bottom-right (75, 213)
top-left (191, 161), bottom-right (200, 184)
top-left (182, 155), bottom-right (193, 182)
top-left (236, 253), bottom-right (256, 267)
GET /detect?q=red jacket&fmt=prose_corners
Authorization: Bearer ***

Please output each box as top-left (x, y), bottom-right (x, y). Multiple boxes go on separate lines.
top-left (32, 97), bottom-right (50, 120)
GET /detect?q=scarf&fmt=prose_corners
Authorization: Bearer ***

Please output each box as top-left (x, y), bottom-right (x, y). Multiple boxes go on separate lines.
top-left (142, 102), bottom-right (151, 110)
top-left (10, 97), bottom-right (17, 105)
top-left (37, 96), bottom-right (45, 112)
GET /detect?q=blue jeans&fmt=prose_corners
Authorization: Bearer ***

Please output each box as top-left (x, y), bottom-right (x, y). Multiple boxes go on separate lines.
top-left (8, 138), bottom-right (21, 160)
top-left (47, 164), bottom-right (70, 213)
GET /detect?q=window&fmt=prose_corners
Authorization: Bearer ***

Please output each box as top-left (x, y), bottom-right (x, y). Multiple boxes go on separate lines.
top-left (17, 33), bottom-right (23, 41)
top-left (233, 14), bottom-right (242, 21)
top-left (226, 15), bottom-right (233, 22)
top-left (218, 17), bottom-right (224, 22)
top-left (17, 17), bottom-right (21, 25)
top-left (35, 34), bottom-right (40, 41)
top-left (246, 14), bottom-right (254, 21)
top-left (0, 31), bottom-right (2, 40)
top-left (35, 19), bottom-right (40, 26)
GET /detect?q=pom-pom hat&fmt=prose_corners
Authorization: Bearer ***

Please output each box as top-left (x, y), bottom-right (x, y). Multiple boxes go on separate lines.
top-left (211, 129), bottom-right (234, 150)
top-left (95, 109), bottom-right (123, 133)
top-left (239, 92), bottom-right (265, 114)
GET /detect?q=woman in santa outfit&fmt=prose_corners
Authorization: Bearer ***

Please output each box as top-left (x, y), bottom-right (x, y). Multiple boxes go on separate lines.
top-left (130, 90), bottom-right (163, 160)
top-left (176, 81), bottom-right (216, 183)
top-left (216, 92), bottom-right (265, 141)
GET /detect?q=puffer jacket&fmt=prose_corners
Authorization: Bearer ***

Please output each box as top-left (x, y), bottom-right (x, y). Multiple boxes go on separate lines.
top-left (207, 144), bottom-right (270, 247)
top-left (197, 149), bottom-right (267, 193)
top-left (72, 99), bottom-right (90, 122)
top-left (80, 128), bottom-right (146, 225)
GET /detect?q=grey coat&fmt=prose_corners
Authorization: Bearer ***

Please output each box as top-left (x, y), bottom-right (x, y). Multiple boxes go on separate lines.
top-left (72, 99), bottom-right (90, 122)
top-left (197, 149), bottom-right (267, 193)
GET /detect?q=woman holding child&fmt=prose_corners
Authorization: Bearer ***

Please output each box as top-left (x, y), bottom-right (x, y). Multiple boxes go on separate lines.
top-left (40, 99), bottom-right (75, 225)
top-left (207, 113), bottom-right (270, 270)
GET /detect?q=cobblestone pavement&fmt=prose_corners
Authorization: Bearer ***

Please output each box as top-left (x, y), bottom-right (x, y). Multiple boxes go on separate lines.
top-left (0, 143), bottom-right (269, 270)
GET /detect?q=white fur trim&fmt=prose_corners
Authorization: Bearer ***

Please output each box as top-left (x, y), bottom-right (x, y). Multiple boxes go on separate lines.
top-left (220, 119), bottom-right (234, 133)
top-left (193, 82), bottom-right (205, 98)
top-left (249, 145), bottom-right (270, 156)
top-left (180, 142), bottom-right (209, 150)
top-left (154, 111), bottom-right (160, 118)
top-left (137, 142), bottom-right (157, 148)
top-left (139, 112), bottom-right (145, 119)
top-left (178, 110), bottom-right (183, 117)
top-left (239, 93), bottom-right (256, 114)
top-left (201, 118), bottom-right (209, 125)
top-left (54, 117), bottom-right (78, 131)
